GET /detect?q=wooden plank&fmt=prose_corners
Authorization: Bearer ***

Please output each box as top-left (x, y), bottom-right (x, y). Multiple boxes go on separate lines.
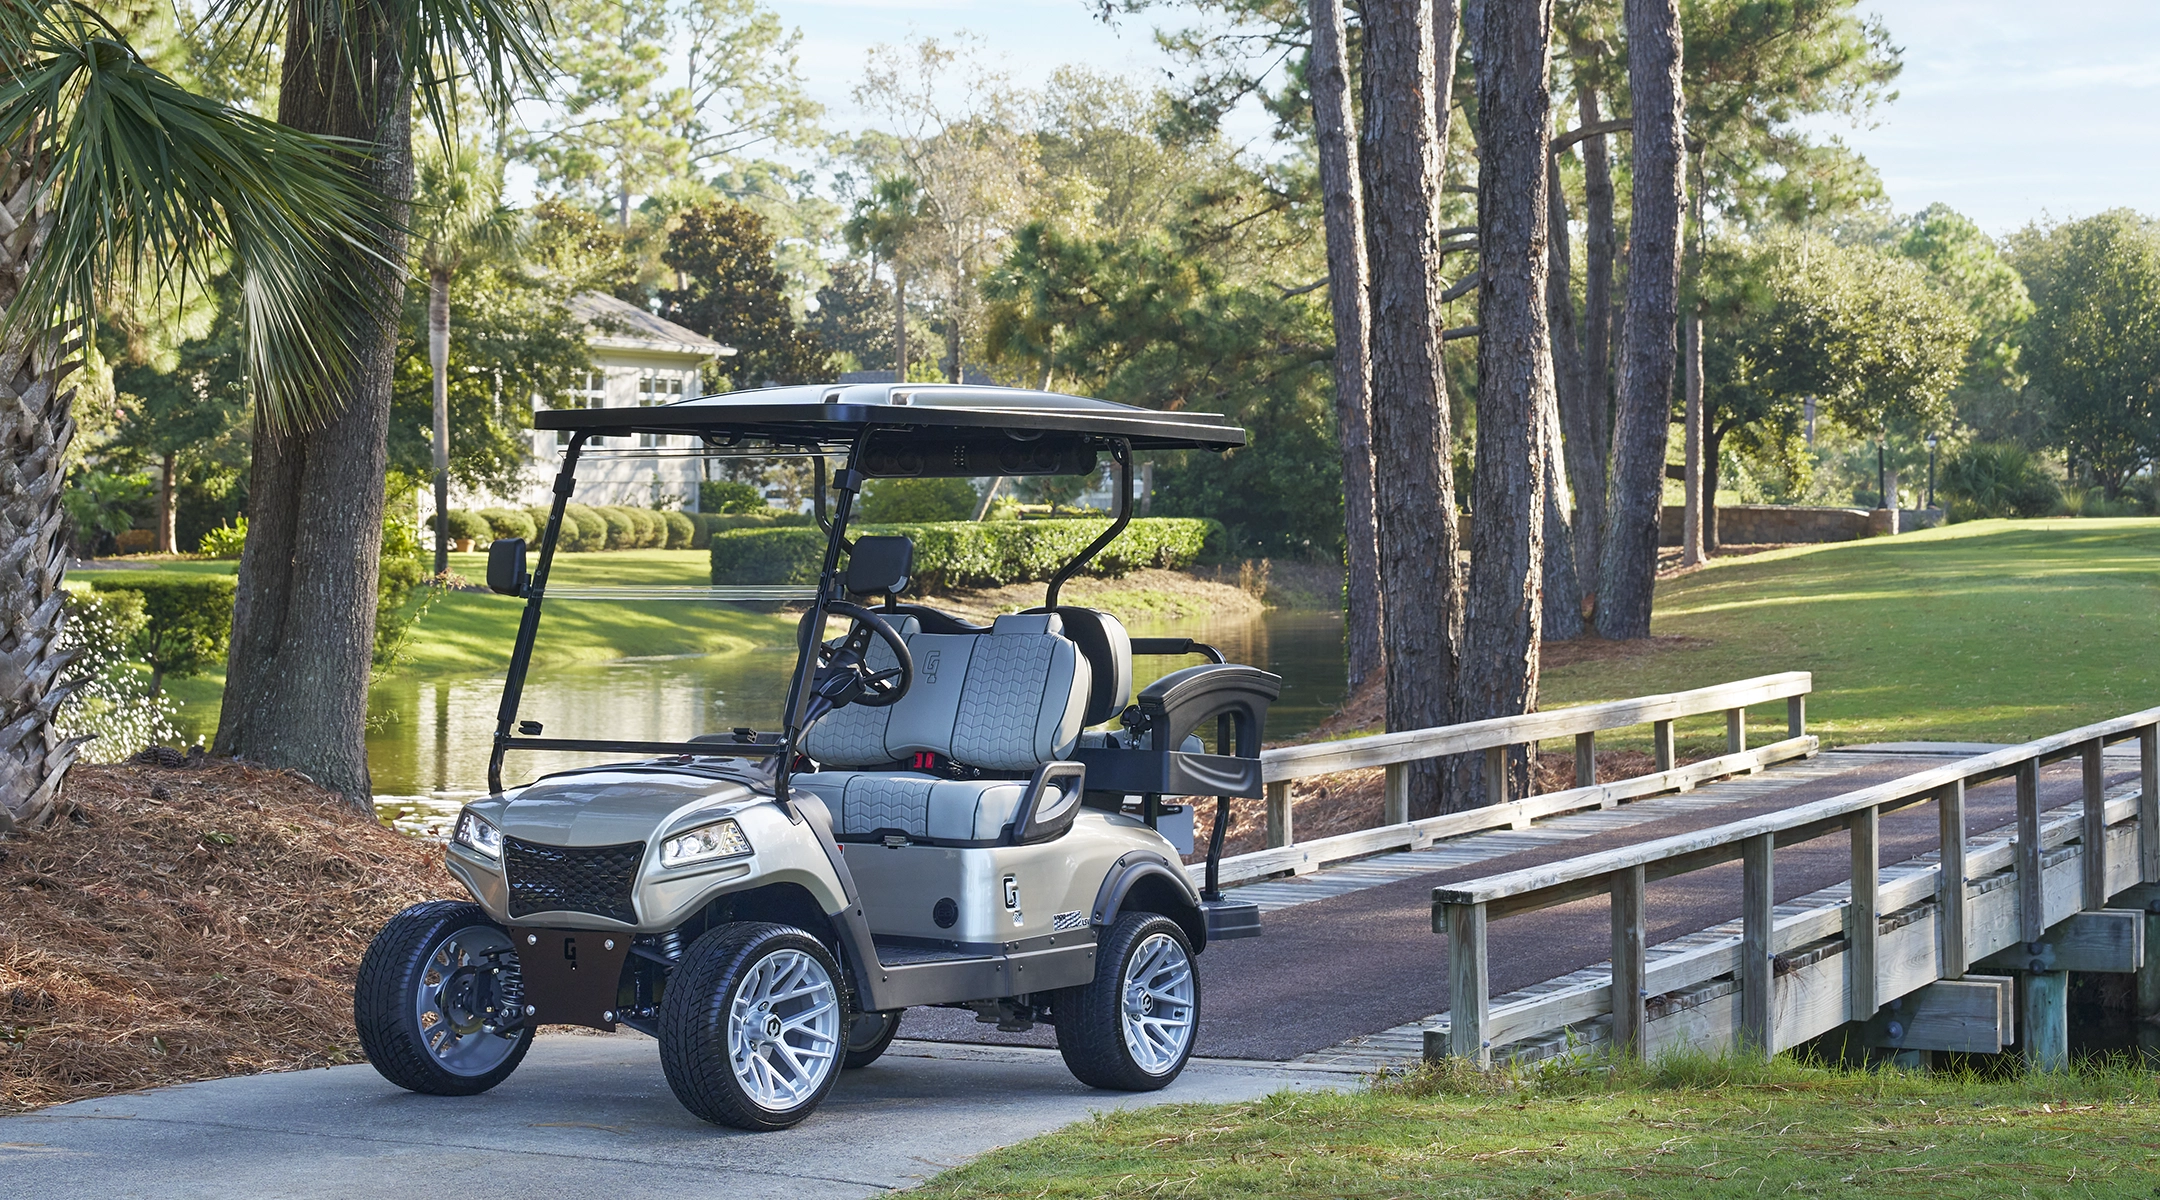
top-left (1727, 707), bottom-right (1746, 756)
top-left (1265, 780), bottom-right (1291, 850)
top-left (1849, 806), bottom-right (1879, 1019)
top-left (2142, 726), bottom-right (2158, 885)
top-left (1939, 780), bottom-right (1968, 979)
top-left (1486, 745), bottom-right (1508, 811)
top-left (1611, 866), bottom-right (1647, 1058)
top-left (1575, 732), bottom-right (1596, 790)
top-left (1975, 909), bottom-right (2146, 974)
top-left (2021, 970), bottom-right (2068, 1072)
top-left (1383, 763), bottom-right (1409, 829)
top-left (1262, 672), bottom-right (1814, 782)
top-left (1654, 720), bottom-right (1676, 773)
top-left (2017, 758), bottom-right (2044, 943)
top-left (1865, 978), bottom-right (2011, 1053)
top-left (1788, 694), bottom-right (1805, 740)
top-left (1742, 832), bottom-right (1774, 1055)
top-left (1445, 902), bottom-right (1490, 1066)
top-left (2083, 739), bottom-right (2108, 912)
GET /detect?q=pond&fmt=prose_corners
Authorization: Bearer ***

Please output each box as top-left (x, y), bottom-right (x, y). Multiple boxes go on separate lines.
top-left (369, 607), bottom-right (1346, 832)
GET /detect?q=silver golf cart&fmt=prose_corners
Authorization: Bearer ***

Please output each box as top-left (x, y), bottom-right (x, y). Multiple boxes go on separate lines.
top-left (354, 383), bottom-right (1279, 1130)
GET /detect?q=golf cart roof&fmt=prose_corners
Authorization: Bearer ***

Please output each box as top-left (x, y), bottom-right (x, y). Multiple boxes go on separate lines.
top-left (532, 382), bottom-right (1247, 453)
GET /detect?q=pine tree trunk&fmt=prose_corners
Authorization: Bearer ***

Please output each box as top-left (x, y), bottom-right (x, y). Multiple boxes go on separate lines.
top-left (1539, 389), bottom-right (1583, 642)
top-left (1704, 424), bottom-right (1724, 549)
top-left (1544, 153), bottom-right (1589, 632)
top-left (158, 451), bottom-right (179, 554)
top-left (430, 266), bottom-right (451, 577)
top-left (1310, 0), bottom-right (1382, 692)
top-left (1361, 0), bottom-right (1462, 819)
top-left (216, 2), bottom-right (413, 813)
top-left (1680, 304), bottom-right (1703, 565)
top-left (1573, 73), bottom-right (1616, 591)
top-left (1459, 0), bottom-right (1554, 808)
top-left (0, 151), bottom-right (84, 831)
top-left (1595, 0), bottom-right (1684, 641)
top-left (893, 267), bottom-right (907, 381)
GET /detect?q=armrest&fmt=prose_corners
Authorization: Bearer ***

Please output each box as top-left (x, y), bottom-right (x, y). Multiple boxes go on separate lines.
top-left (1011, 761), bottom-right (1087, 844)
top-left (1134, 664), bottom-right (1282, 757)
top-left (1129, 637), bottom-right (1224, 664)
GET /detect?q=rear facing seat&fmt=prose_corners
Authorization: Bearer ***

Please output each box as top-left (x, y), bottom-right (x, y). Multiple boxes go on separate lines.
top-left (796, 611), bottom-right (1095, 844)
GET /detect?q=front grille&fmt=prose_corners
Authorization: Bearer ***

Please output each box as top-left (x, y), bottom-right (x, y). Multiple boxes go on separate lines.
top-left (504, 837), bottom-right (644, 923)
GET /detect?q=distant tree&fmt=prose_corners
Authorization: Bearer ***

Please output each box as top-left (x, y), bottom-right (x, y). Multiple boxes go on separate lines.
top-left (809, 260), bottom-right (895, 373)
top-left (1896, 204), bottom-right (2038, 445)
top-left (844, 177), bottom-right (931, 380)
top-left (660, 200), bottom-right (831, 387)
top-left (2009, 210), bottom-right (2160, 498)
top-left (528, 199), bottom-right (641, 297)
top-left (109, 292), bottom-right (251, 554)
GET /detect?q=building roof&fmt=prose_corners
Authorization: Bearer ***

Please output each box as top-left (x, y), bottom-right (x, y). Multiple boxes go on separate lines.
top-left (570, 292), bottom-right (735, 360)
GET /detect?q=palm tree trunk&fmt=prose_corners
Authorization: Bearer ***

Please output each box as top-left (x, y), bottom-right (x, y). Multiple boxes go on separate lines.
top-left (1310, 0), bottom-right (1382, 693)
top-left (1361, 0), bottom-right (1462, 819)
top-left (893, 266), bottom-right (908, 381)
top-left (1459, 0), bottom-right (1555, 807)
top-left (158, 451), bottom-right (179, 554)
top-left (430, 266), bottom-right (451, 576)
top-left (1596, 0), bottom-right (1685, 640)
top-left (0, 152), bottom-right (83, 831)
top-left (217, 0), bottom-right (413, 813)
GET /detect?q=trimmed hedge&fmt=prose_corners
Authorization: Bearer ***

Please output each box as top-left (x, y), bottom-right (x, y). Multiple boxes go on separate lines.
top-left (662, 510), bottom-right (695, 549)
top-left (426, 509), bottom-right (491, 543)
top-left (710, 517), bottom-right (1222, 590)
top-left (476, 507), bottom-right (537, 542)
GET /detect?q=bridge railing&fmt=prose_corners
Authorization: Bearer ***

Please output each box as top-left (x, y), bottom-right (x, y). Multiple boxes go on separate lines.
top-left (1193, 672), bottom-right (1818, 888)
top-left (1429, 705), bottom-right (2160, 1067)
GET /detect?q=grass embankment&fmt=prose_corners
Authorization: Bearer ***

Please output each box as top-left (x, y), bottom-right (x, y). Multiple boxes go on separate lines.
top-left (1531, 519), bottom-right (2160, 760)
top-left (0, 760), bottom-right (446, 1112)
top-left (916, 1055), bottom-right (2160, 1198)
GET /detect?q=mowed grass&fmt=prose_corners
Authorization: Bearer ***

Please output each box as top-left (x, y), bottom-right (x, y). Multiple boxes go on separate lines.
top-left (913, 1055), bottom-right (2160, 1199)
top-left (1540, 519), bottom-right (2160, 756)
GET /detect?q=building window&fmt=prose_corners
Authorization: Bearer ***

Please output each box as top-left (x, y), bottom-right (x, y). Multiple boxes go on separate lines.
top-left (638, 371), bottom-right (686, 448)
top-left (555, 370), bottom-right (607, 445)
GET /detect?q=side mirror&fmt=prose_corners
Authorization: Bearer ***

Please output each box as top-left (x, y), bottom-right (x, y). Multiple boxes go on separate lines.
top-left (486, 538), bottom-right (528, 596)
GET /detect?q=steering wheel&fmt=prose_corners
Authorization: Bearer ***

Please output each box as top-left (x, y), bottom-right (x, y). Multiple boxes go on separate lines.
top-left (807, 600), bottom-right (914, 711)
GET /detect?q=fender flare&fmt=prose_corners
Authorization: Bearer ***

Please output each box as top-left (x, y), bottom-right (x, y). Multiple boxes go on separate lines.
top-left (1091, 851), bottom-right (1207, 952)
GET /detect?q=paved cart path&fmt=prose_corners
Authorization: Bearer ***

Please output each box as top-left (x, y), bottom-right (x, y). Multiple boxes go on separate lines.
top-left (0, 1035), bottom-right (1353, 1200)
top-left (906, 749), bottom-right (2127, 1061)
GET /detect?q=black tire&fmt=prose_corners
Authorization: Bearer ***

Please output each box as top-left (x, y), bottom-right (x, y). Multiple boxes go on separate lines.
top-left (1056, 913), bottom-right (1200, 1091)
top-left (354, 900), bottom-right (534, 1096)
top-left (842, 1008), bottom-right (902, 1069)
top-left (658, 923), bottom-right (846, 1130)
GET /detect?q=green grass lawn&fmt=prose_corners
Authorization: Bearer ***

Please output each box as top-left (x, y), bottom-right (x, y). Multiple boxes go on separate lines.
top-left (1541, 519), bottom-right (2160, 756)
top-left (913, 1056), bottom-right (2159, 1198)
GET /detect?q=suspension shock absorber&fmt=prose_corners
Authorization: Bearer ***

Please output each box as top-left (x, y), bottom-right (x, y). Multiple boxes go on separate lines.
top-left (658, 928), bottom-right (683, 961)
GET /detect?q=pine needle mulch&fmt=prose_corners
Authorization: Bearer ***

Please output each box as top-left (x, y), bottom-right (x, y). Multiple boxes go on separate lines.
top-left (0, 761), bottom-right (448, 1113)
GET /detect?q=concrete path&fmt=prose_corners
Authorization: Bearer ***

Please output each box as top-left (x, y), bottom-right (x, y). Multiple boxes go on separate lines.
top-left (0, 1034), bottom-right (1355, 1200)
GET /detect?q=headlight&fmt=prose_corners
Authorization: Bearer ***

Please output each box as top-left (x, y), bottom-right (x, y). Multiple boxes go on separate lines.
top-left (661, 818), bottom-right (752, 868)
top-left (453, 809), bottom-right (503, 859)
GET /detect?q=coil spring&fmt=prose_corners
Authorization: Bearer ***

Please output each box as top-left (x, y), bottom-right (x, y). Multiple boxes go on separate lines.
top-left (494, 951), bottom-right (525, 1024)
top-left (658, 929), bottom-right (683, 961)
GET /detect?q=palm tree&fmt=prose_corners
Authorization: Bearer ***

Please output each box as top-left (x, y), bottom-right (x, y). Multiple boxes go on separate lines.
top-left (845, 177), bottom-right (927, 386)
top-left (0, 4), bottom-right (389, 830)
top-left (416, 140), bottom-right (519, 576)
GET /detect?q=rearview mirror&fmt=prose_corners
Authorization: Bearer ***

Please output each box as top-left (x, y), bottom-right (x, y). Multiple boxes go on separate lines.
top-left (486, 538), bottom-right (528, 596)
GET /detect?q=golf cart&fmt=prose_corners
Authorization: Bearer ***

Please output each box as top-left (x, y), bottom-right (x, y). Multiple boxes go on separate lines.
top-left (355, 382), bottom-right (1280, 1130)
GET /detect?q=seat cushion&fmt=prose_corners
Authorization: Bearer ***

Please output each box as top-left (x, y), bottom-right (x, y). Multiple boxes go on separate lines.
top-left (800, 615), bottom-right (921, 766)
top-left (796, 771), bottom-right (1032, 843)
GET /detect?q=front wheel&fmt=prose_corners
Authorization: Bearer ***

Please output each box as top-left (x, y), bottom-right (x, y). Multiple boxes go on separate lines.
top-left (658, 923), bottom-right (845, 1130)
top-left (1056, 913), bottom-right (1199, 1090)
top-left (354, 900), bottom-right (534, 1096)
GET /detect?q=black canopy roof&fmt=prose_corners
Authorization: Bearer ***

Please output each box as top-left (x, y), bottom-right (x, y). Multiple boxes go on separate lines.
top-left (533, 382), bottom-right (1247, 453)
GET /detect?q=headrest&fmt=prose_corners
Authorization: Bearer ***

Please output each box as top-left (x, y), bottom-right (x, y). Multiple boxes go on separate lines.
top-left (845, 536), bottom-right (914, 597)
top-left (990, 612), bottom-right (1063, 637)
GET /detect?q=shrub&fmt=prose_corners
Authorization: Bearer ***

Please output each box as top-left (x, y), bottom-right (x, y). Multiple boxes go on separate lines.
top-left (426, 509), bottom-right (491, 544)
top-left (477, 507), bottom-right (537, 543)
top-left (87, 575), bottom-right (237, 694)
top-left (628, 507), bottom-right (664, 548)
top-left (662, 510), bottom-right (695, 549)
top-left (197, 517), bottom-right (247, 559)
top-left (709, 517), bottom-right (1221, 590)
top-left (856, 476), bottom-right (980, 523)
top-left (56, 589), bottom-right (183, 760)
top-left (591, 505), bottom-right (637, 549)
top-left (1940, 442), bottom-right (2062, 520)
top-left (699, 479), bottom-right (767, 514)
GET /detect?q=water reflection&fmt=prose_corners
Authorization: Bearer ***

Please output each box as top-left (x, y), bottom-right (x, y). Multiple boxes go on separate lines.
top-left (369, 608), bottom-right (1344, 820)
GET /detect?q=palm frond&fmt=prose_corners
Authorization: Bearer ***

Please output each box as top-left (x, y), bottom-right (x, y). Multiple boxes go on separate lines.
top-left (0, 4), bottom-right (396, 429)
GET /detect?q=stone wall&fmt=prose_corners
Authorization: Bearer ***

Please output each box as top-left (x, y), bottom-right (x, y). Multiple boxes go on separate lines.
top-left (1654, 505), bottom-right (1942, 546)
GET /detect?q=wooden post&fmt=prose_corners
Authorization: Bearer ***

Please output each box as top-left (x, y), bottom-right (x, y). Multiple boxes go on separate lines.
top-left (1849, 806), bottom-right (1878, 1020)
top-left (1653, 720), bottom-right (1675, 773)
top-left (1611, 865), bottom-right (1647, 1058)
top-left (2141, 726), bottom-right (2158, 885)
top-left (1787, 694), bottom-right (1805, 740)
top-left (2017, 758), bottom-right (2045, 943)
top-left (1486, 745), bottom-right (1508, 809)
top-left (1265, 780), bottom-right (1292, 849)
top-left (1938, 780), bottom-right (1969, 979)
top-left (1575, 731), bottom-right (1597, 790)
top-left (1446, 901), bottom-right (1491, 1066)
top-left (2020, 969), bottom-right (2068, 1073)
top-left (1742, 831), bottom-right (1775, 1055)
top-left (2140, 909), bottom-right (2160, 1068)
top-left (2082, 739), bottom-right (2108, 912)
top-left (1384, 763), bottom-right (1410, 828)
top-left (1726, 707), bottom-right (1746, 755)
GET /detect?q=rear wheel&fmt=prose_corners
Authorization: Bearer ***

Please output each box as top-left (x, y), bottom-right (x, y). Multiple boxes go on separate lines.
top-left (1056, 913), bottom-right (1198, 1090)
top-left (354, 901), bottom-right (534, 1096)
top-left (842, 1007), bottom-right (902, 1069)
top-left (659, 923), bottom-right (845, 1130)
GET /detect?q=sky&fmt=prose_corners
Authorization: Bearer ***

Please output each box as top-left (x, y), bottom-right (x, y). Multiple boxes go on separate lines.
top-left (758, 0), bottom-right (2158, 235)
